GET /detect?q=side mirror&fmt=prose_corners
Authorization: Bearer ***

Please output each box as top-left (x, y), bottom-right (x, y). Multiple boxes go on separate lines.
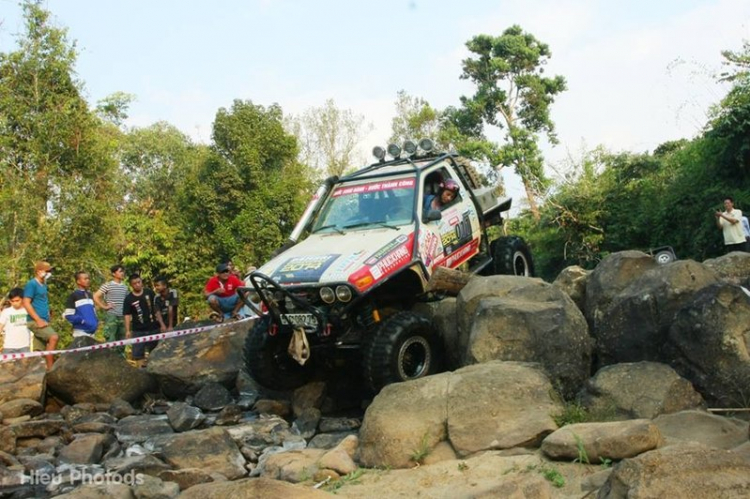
top-left (422, 209), bottom-right (442, 223)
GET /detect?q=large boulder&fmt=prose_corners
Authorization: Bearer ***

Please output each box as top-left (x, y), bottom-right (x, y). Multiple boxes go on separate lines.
top-left (153, 426), bottom-right (246, 480)
top-left (553, 265), bottom-right (589, 313)
top-left (594, 260), bottom-right (718, 367)
top-left (598, 443), bottom-right (750, 498)
top-left (0, 358), bottom-right (46, 404)
top-left (579, 362), bottom-right (705, 420)
top-left (665, 283), bottom-right (750, 406)
top-left (46, 336), bottom-right (156, 404)
top-left (703, 251), bottom-right (750, 287)
top-left (358, 361), bottom-right (562, 469)
top-left (413, 297), bottom-right (459, 370)
top-left (147, 320), bottom-right (252, 398)
top-left (180, 477), bottom-right (335, 499)
top-left (541, 420), bottom-right (662, 462)
top-left (456, 276), bottom-right (592, 398)
top-left (653, 410), bottom-right (749, 450)
top-left (584, 251), bottom-right (657, 335)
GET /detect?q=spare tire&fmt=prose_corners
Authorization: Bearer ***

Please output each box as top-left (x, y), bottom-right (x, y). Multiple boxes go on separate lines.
top-left (491, 236), bottom-right (534, 277)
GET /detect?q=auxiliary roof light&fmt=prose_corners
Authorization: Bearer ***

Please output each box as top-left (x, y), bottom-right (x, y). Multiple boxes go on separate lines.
top-left (403, 140), bottom-right (417, 156)
top-left (418, 138), bottom-right (435, 153)
top-left (387, 143), bottom-right (402, 158)
top-left (373, 146), bottom-right (386, 161)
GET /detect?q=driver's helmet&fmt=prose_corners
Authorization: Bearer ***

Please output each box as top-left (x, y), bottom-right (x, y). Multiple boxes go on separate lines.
top-left (441, 179), bottom-right (460, 194)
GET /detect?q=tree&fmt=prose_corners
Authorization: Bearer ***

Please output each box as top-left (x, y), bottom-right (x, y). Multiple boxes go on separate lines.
top-left (460, 26), bottom-right (567, 220)
top-left (0, 0), bottom-right (120, 288)
top-left (389, 90), bottom-right (441, 144)
top-left (286, 99), bottom-right (373, 178)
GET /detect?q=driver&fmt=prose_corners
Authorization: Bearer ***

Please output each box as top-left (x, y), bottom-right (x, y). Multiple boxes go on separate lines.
top-left (423, 179), bottom-right (460, 218)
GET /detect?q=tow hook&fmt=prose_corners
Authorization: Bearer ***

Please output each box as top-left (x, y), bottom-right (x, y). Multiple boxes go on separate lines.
top-left (269, 323), bottom-right (279, 336)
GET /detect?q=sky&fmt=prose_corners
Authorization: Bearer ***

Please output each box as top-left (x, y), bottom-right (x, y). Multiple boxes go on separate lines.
top-left (1, 0), bottom-right (749, 204)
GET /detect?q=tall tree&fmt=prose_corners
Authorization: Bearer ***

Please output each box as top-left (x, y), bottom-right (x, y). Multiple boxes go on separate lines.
top-left (0, 0), bottom-right (120, 289)
top-left (389, 90), bottom-right (441, 144)
top-left (461, 25), bottom-right (567, 220)
top-left (286, 99), bottom-right (373, 178)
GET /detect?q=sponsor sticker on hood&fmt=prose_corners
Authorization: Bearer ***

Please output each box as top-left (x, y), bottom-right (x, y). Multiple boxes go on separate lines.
top-left (272, 254), bottom-right (340, 284)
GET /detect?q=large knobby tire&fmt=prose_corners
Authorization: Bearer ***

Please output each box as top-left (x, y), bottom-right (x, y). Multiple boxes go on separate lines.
top-left (243, 316), bottom-right (313, 391)
top-left (362, 311), bottom-right (442, 393)
top-left (491, 236), bottom-right (535, 277)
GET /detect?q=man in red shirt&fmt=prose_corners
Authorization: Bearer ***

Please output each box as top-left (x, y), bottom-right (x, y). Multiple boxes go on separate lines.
top-left (204, 263), bottom-right (244, 321)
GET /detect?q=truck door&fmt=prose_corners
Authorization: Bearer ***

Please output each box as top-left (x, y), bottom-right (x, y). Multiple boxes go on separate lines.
top-left (418, 166), bottom-right (481, 272)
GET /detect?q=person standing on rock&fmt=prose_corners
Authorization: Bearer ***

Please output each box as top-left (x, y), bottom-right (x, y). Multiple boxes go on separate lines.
top-left (93, 264), bottom-right (128, 356)
top-left (23, 261), bottom-right (58, 370)
top-left (63, 271), bottom-right (99, 339)
top-left (0, 288), bottom-right (33, 354)
top-left (715, 197), bottom-right (747, 253)
top-left (123, 274), bottom-right (159, 368)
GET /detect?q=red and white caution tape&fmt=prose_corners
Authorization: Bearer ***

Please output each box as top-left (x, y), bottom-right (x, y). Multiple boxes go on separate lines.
top-left (0, 317), bottom-right (254, 363)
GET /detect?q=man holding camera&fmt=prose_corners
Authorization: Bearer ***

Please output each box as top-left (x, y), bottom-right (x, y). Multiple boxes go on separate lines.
top-left (715, 196), bottom-right (748, 253)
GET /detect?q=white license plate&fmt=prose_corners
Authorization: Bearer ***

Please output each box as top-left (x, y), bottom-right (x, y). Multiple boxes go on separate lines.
top-left (280, 313), bottom-right (318, 327)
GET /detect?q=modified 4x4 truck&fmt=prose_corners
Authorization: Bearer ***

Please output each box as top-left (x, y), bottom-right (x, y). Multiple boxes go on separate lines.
top-left (243, 140), bottom-right (533, 393)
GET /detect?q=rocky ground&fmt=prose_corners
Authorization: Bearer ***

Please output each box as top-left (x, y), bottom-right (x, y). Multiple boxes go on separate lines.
top-left (0, 250), bottom-right (749, 497)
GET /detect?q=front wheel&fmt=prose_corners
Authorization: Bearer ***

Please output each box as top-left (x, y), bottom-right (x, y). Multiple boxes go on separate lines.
top-left (362, 311), bottom-right (443, 393)
top-left (491, 236), bottom-right (534, 277)
top-left (243, 316), bottom-right (314, 391)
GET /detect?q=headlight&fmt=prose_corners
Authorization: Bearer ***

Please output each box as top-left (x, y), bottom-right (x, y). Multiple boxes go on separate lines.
top-left (320, 287), bottom-right (335, 304)
top-left (335, 285), bottom-right (352, 303)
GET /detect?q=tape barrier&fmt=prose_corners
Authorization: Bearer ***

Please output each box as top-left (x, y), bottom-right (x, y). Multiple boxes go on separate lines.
top-left (0, 317), bottom-right (254, 363)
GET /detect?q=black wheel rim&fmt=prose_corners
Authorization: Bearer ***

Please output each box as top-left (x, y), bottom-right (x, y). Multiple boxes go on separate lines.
top-left (398, 336), bottom-right (430, 380)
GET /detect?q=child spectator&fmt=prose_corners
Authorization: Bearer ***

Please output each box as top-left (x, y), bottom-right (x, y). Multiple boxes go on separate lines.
top-left (0, 288), bottom-right (33, 353)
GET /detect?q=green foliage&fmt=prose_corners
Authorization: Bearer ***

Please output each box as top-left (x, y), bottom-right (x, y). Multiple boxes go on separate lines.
top-left (573, 434), bottom-right (590, 465)
top-left (322, 468), bottom-right (365, 493)
top-left (460, 25), bottom-right (567, 217)
top-left (553, 401), bottom-right (590, 427)
top-left (525, 464), bottom-right (565, 488)
top-left (410, 433), bottom-right (432, 464)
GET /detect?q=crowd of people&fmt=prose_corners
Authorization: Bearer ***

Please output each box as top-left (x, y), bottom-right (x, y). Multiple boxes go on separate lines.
top-left (0, 260), bottom-right (257, 370)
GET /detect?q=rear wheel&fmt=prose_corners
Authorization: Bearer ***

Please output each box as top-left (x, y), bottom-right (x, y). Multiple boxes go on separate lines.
top-left (243, 316), bottom-right (313, 391)
top-left (491, 236), bottom-right (534, 277)
top-left (362, 311), bottom-right (442, 393)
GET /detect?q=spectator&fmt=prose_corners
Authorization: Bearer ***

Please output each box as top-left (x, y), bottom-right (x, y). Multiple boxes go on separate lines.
top-left (714, 197), bottom-right (746, 253)
top-left (0, 288), bottom-right (32, 354)
top-left (153, 276), bottom-right (179, 332)
top-left (123, 274), bottom-right (159, 368)
top-left (23, 261), bottom-right (58, 370)
top-left (204, 263), bottom-right (243, 321)
top-left (227, 260), bottom-right (243, 280)
top-left (93, 264), bottom-right (128, 356)
top-left (742, 215), bottom-right (750, 248)
top-left (63, 271), bottom-right (99, 339)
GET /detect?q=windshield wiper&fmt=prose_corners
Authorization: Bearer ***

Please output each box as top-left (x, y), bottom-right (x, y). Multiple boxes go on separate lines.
top-left (313, 224), bottom-right (345, 235)
top-left (342, 220), bottom-right (400, 231)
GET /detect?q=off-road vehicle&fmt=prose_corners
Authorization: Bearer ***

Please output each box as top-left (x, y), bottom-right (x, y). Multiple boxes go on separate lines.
top-left (242, 139), bottom-right (533, 393)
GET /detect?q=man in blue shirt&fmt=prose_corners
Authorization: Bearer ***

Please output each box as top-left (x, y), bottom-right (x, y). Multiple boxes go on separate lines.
top-left (23, 261), bottom-right (58, 370)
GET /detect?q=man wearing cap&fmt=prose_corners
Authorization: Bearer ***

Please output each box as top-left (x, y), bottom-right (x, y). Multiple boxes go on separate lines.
top-left (204, 263), bottom-right (244, 321)
top-left (23, 261), bottom-right (58, 370)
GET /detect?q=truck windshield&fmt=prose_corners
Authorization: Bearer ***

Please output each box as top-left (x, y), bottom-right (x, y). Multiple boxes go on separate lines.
top-left (312, 178), bottom-right (416, 233)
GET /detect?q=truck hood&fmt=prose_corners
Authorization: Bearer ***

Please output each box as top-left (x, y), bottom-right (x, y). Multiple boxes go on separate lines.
top-left (257, 228), bottom-right (416, 289)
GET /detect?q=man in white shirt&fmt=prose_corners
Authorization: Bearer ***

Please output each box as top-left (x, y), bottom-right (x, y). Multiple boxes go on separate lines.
top-left (715, 197), bottom-right (747, 253)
